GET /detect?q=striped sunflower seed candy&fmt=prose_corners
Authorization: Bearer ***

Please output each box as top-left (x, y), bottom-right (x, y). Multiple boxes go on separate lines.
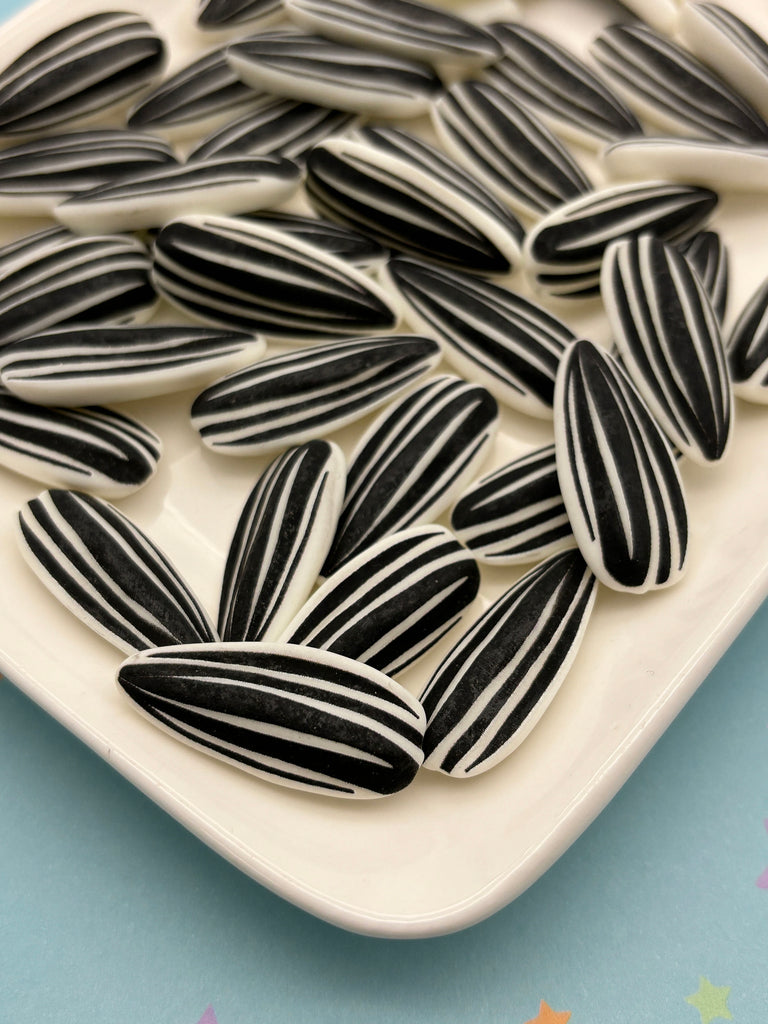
top-left (385, 256), bottom-right (573, 417)
top-left (679, 230), bottom-right (728, 323)
top-left (554, 339), bottom-right (688, 593)
top-left (523, 181), bottom-right (718, 298)
top-left (420, 547), bottom-right (597, 777)
top-left (283, 0), bottom-right (501, 71)
top-left (483, 22), bottom-right (642, 150)
top-left (431, 79), bottom-right (592, 220)
top-left (590, 23), bottom-right (768, 145)
top-left (0, 399), bottom-right (160, 497)
top-left (226, 30), bottom-right (442, 119)
top-left (190, 334), bottom-right (441, 455)
top-left (601, 233), bottom-right (733, 466)
top-left (127, 46), bottom-right (263, 138)
top-left (0, 130), bottom-right (177, 216)
top-left (305, 135), bottom-right (522, 276)
top-left (218, 440), bottom-right (345, 643)
top-left (54, 156), bottom-right (302, 234)
top-left (450, 444), bottom-right (572, 565)
top-left (18, 489), bottom-right (217, 654)
top-left (322, 374), bottom-right (498, 575)
top-left (151, 215), bottom-right (398, 338)
top-left (0, 229), bottom-right (157, 346)
top-left (0, 326), bottom-right (263, 407)
top-left (281, 524), bottom-right (480, 677)
top-left (197, 0), bottom-right (285, 30)
top-left (117, 642), bottom-right (426, 798)
top-left (726, 275), bottom-right (768, 404)
top-left (0, 12), bottom-right (166, 135)
top-left (678, 3), bottom-right (768, 121)
top-left (187, 96), bottom-right (359, 162)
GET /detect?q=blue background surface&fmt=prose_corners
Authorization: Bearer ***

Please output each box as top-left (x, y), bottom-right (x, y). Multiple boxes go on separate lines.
top-left (0, 0), bottom-right (766, 1019)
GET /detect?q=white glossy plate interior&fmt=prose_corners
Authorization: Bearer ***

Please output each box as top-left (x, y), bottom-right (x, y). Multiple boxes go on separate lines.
top-left (1, 0), bottom-right (767, 937)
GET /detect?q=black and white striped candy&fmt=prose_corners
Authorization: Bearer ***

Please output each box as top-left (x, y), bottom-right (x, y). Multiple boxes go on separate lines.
top-left (187, 96), bottom-right (358, 162)
top-left (152, 215), bottom-right (398, 338)
top-left (679, 230), bottom-right (728, 323)
top-left (726, 275), bottom-right (768, 403)
top-left (284, 0), bottom-right (501, 70)
top-left (679, 3), bottom-right (768, 121)
top-left (127, 47), bottom-right (261, 137)
top-left (55, 157), bottom-right (302, 234)
top-left (191, 334), bottom-right (441, 455)
top-left (0, 399), bottom-right (160, 496)
top-left (281, 525), bottom-right (480, 677)
top-left (385, 256), bottom-right (573, 417)
top-left (450, 444), bottom-right (572, 565)
top-left (305, 136), bottom-right (522, 275)
top-left (219, 440), bottom-right (345, 643)
top-left (483, 22), bottom-right (642, 149)
top-left (590, 24), bottom-right (768, 145)
top-left (240, 211), bottom-right (387, 269)
top-left (431, 80), bottom-right (591, 220)
top-left (0, 230), bottom-right (157, 346)
top-left (117, 642), bottom-right (426, 798)
top-left (523, 182), bottom-right (718, 298)
top-left (18, 489), bottom-right (217, 653)
top-left (322, 374), bottom-right (498, 576)
top-left (602, 234), bottom-right (732, 465)
top-left (600, 136), bottom-right (768, 194)
top-left (554, 340), bottom-right (688, 592)
top-left (0, 131), bottom-right (177, 215)
top-left (226, 31), bottom-right (441, 119)
top-left (0, 13), bottom-right (166, 135)
top-left (0, 326), bottom-right (262, 406)
top-left (198, 0), bottom-right (284, 30)
top-left (420, 548), bottom-right (596, 777)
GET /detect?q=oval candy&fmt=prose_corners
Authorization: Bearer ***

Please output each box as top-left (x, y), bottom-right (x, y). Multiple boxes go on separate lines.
top-left (0, 12), bottom-right (166, 134)
top-left (152, 215), bottom-right (398, 339)
top-left (240, 211), bottom-right (387, 270)
top-left (601, 233), bottom-right (733, 465)
top-left (188, 96), bottom-right (358, 162)
top-left (322, 374), bottom-right (499, 575)
top-left (0, 398), bottom-right (160, 496)
top-left (0, 229), bottom-right (157, 346)
top-left (191, 334), bottom-right (441, 455)
top-left (483, 22), bottom-right (642, 149)
top-left (54, 156), bottom-right (302, 234)
top-left (450, 444), bottom-right (572, 565)
top-left (679, 230), bottom-right (728, 323)
top-left (284, 0), bottom-right (501, 71)
top-left (385, 256), bottom-right (573, 417)
top-left (18, 489), bottom-right (217, 654)
top-left (590, 23), bottom-right (768, 145)
top-left (281, 524), bottom-right (480, 677)
top-left (219, 440), bottom-right (345, 643)
top-left (420, 547), bottom-right (597, 777)
top-left (0, 325), bottom-right (263, 407)
top-left (226, 30), bottom-right (441, 119)
top-left (523, 182), bottom-right (718, 298)
top-left (553, 339), bottom-right (688, 593)
top-left (305, 135), bottom-right (522, 276)
top-left (726, 275), bottom-right (768, 404)
top-left (431, 79), bottom-right (592, 219)
top-left (117, 642), bottom-right (426, 798)
top-left (0, 130), bottom-right (177, 216)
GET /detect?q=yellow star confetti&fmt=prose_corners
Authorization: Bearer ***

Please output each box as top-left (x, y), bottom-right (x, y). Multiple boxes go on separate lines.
top-left (524, 1000), bottom-right (572, 1024)
top-left (685, 977), bottom-right (733, 1024)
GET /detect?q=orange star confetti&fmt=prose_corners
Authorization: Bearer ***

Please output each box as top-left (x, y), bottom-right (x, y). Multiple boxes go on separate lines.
top-left (524, 999), bottom-right (572, 1024)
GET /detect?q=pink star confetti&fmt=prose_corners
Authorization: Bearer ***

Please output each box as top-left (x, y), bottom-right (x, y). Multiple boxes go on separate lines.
top-left (196, 1007), bottom-right (219, 1024)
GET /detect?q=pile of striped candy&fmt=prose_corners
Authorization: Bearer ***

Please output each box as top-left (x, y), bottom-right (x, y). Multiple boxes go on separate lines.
top-left (4, 0), bottom-right (768, 798)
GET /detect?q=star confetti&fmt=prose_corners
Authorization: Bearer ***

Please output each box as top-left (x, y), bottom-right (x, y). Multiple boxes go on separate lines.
top-left (196, 1007), bottom-right (219, 1024)
top-left (524, 1000), bottom-right (571, 1024)
top-left (685, 977), bottom-right (732, 1024)
top-left (756, 820), bottom-right (768, 889)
